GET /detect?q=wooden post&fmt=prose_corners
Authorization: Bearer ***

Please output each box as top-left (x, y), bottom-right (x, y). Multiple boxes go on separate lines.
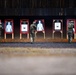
top-left (52, 31), bottom-right (55, 39)
top-left (12, 33), bottom-right (14, 39)
top-left (4, 33), bottom-right (6, 39)
top-left (27, 34), bottom-right (29, 39)
top-left (60, 31), bottom-right (63, 39)
top-left (20, 33), bottom-right (22, 39)
top-left (43, 31), bottom-right (45, 39)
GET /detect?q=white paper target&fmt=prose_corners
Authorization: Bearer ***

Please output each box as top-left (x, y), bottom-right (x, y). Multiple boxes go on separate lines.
top-left (5, 22), bottom-right (12, 32)
top-left (37, 21), bottom-right (44, 31)
top-left (55, 22), bottom-right (61, 30)
top-left (21, 24), bottom-right (28, 32)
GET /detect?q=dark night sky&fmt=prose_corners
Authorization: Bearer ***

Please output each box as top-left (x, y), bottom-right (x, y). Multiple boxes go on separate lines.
top-left (0, 0), bottom-right (76, 8)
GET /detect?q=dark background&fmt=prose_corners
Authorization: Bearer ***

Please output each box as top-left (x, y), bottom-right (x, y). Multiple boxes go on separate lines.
top-left (0, 0), bottom-right (76, 38)
top-left (0, 0), bottom-right (76, 16)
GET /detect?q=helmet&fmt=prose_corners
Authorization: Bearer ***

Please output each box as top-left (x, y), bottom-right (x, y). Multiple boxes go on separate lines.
top-left (33, 21), bottom-right (36, 24)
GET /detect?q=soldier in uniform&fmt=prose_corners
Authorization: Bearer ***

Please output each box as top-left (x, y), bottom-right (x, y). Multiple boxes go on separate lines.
top-left (67, 21), bottom-right (74, 43)
top-left (30, 21), bottom-right (36, 43)
top-left (0, 21), bottom-right (3, 38)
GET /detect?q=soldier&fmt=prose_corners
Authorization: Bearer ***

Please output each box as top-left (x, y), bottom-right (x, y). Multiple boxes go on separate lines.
top-left (30, 21), bottom-right (36, 43)
top-left (67, 22), bottom-right (74, 43)
top-left (0, 21), bottom-right (3, 38)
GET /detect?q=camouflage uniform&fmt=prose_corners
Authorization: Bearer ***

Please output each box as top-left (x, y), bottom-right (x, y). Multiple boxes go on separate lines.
top-left (67, 23), bottom-right (73, 43)
top-left (30, 22), bottom-right (36, 43)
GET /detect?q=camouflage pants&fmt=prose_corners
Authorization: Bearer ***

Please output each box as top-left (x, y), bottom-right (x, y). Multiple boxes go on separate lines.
top-left (68, 32), bottom-right (73, 43)
top-left (30, 32), bottom-right (35, 43)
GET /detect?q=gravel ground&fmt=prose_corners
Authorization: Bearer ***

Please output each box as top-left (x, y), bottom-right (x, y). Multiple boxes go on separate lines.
top-left (0, 42), bottom-right (76, 48)
top-left (0, 42), bottom-right (76, 56)
top-left (0, 42), bottom-right (76, 75)
top-left (0, 47), bottom-right (76, 56)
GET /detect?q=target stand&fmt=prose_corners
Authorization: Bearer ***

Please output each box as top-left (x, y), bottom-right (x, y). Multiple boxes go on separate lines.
top-left (34, 19), bottom-right (45, 39)
top-left (20, 19), bottom-right (29, 39)
top-left (4, 19), bottom-right (14, 39)
top-left (52, 19), bottom-right (63, 39)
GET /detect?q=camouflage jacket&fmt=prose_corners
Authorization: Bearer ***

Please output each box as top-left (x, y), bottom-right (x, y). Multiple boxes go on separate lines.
top-left (30, 23), bottom-right (36, 34)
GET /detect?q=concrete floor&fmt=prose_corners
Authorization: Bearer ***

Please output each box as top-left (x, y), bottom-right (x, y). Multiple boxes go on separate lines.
top-left (0, 56), bottom-right (76, 75)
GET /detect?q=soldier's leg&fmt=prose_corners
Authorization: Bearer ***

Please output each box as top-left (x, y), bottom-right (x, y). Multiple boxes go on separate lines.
top-left (68, 34), bottom-right (72, 43)
top-left (70, 33), bottom-right (73, 43)
top-left (70, 37), bottom-right (72, 42)
top-left (30, 37), bottom-right (33, 42)
top-left (30, 34), bottom-right (32, 43)
top-left (32, 33), bottom-right (35, 42)
top-left (68, 34), bottom-right (70, 43)
top-left (30, 32), bottom-right (35, 43)
top-left (30, 33), bottom-right (34, 43)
